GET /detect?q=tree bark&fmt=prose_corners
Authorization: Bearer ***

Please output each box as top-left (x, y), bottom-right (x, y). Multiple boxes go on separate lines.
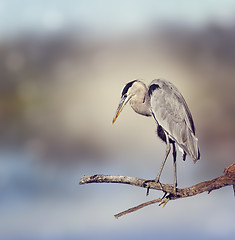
top-left (79, 163), bottom-right (235, 218)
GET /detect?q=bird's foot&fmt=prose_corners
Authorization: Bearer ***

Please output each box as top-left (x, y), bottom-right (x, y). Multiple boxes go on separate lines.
top-left (154, 177), bottom-right (164, 191)
top-left (143, 179), bottom-right (154, 196)
top-left (143, 179), bottom-right (163, 196)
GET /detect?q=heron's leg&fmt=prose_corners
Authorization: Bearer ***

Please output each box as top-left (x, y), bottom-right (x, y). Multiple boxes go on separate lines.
top-left (144, 133), bottom-right (170, 196)
top-left (172, 142), bottom-right (177, 195)
top-left (154, 133), bottom-right (171, 183)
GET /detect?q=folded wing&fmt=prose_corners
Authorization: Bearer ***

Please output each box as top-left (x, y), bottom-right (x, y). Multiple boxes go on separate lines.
top-left (149, 79), bottom-right (200, 162)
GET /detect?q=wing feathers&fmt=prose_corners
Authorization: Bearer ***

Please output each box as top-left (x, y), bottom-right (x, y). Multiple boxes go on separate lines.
top-left (149, 79), bottom-right (200, 161)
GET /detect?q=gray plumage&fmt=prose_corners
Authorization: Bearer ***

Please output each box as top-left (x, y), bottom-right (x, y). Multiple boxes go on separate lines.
top-left (112, 78), bottom-right (200, 191)
top-left (149, 79), bottom-right (200, 162)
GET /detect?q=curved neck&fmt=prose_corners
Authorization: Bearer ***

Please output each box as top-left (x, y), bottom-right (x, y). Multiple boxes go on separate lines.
top-left (129, 88), bottom-right (151, 117)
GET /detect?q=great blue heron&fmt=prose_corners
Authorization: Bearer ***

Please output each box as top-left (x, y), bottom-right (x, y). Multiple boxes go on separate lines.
top-left (112, 79), bottom-right (200, 193)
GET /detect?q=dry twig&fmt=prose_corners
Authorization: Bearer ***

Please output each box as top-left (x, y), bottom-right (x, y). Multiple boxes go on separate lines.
top-left (79, 163), bottom-right (235, 218)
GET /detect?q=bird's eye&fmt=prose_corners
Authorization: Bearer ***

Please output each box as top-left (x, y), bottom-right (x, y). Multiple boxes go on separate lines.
top-left (123, 94), bottom-right (127, 97)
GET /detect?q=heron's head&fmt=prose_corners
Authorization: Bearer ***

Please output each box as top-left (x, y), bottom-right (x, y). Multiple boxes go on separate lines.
top-left (112, 80), bottom-right (145, 124)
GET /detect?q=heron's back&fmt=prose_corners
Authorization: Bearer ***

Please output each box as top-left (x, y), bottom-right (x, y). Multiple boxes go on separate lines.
top-left (149, 79), bottom-right (200, 162)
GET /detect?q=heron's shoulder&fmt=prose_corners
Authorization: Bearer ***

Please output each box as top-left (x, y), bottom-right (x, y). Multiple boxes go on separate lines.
top-left (148, 79), bottom-right (179, 97)
top-left (149, 78), bottom-right (196, 134)
top-left (149, 78), bottom-right (169, 86)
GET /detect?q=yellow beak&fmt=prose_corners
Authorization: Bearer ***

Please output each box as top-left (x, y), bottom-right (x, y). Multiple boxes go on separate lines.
top-left (112, 95), bottom-right (130, 124)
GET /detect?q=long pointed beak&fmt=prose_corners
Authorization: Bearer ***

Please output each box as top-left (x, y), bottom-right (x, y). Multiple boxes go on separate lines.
top-left (112, 95), bottom-right (130, 124)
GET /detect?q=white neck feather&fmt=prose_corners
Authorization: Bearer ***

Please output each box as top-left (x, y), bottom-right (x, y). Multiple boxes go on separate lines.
top-left (129, 84), bottom-right (151, 117)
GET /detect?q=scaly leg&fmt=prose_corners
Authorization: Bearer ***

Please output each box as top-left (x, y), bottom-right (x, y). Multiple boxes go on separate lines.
top-left (145, 132), bottom-right (171, 196)
top-left (155, 132), bottom-right (171, 183)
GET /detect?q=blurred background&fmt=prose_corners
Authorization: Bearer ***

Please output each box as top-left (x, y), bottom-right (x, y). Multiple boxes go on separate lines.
top-left (0, 0), bottom-right (235, 239)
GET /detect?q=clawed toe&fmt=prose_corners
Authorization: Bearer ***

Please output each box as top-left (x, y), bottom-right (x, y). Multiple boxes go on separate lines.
top-left (143, 179), bottom-right (155, 186)
top-left (143, 179), bottom-right (161, 188)
top-left (143, 179), bottom-right (178, 196)
top-left (143, 179), bottom-right (163, 196)
top-left (143, 180), bottom-right (154, 196)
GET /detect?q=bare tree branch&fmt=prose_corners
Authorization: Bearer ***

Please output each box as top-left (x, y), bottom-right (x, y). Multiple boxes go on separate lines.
top-left (114, 198), bottom-right (162, 219)
top-left (79, 163), bottom-right (235, 218)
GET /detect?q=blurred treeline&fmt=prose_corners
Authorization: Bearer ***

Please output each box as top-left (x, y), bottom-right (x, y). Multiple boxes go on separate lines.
top-left (0, 22), bottom-right (235, 168)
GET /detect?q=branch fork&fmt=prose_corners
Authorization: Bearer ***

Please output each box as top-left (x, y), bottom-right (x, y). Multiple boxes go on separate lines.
top-left (79, 163), bottom-right (235, 218)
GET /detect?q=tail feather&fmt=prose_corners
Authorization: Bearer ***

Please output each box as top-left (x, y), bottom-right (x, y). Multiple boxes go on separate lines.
top-left (186, 127), bottom-right (200, 162)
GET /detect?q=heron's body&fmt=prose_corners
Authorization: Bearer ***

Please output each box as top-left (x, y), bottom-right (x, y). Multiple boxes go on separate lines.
top-left (112, 79), bottom-right (200, 191)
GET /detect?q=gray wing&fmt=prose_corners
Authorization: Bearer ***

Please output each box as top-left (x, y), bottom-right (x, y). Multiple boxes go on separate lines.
top-left (149, 79), bottom-right (199, 161)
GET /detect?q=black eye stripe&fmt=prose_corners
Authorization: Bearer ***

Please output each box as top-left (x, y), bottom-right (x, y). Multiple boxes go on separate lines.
top-left (148, 84), bottom-right (160, 96)
top-left (121, 80), bottom-right (137, 96)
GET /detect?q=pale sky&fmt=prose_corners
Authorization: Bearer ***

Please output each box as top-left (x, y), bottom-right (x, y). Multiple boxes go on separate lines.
top-left (1, 0), bottom-right (235, 36)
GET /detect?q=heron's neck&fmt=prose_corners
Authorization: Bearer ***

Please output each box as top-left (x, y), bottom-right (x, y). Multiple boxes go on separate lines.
top-left (130, 90), bottom-right (152, 117)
